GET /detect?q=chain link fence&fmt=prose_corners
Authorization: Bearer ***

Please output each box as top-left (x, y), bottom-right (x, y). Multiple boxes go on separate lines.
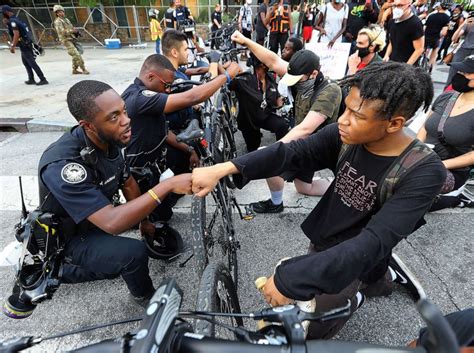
top-left (0, 4), bottom-right (266, 47)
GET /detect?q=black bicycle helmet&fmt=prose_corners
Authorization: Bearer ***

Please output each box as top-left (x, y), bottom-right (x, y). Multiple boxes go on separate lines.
top-left (143, 224), bottom-right (183, 260)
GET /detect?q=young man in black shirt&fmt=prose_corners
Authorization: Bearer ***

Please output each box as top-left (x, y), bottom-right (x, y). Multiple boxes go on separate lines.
top-left (256, 0), bottom-right (269, 45)
top-left (191, 62), bottom-right (446, 339)
top-left (383, 0), bottom-right (424, 64)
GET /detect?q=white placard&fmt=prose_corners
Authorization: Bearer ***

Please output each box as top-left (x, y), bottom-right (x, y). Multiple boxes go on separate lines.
top-left (305, 42), bottom-right (351, 80)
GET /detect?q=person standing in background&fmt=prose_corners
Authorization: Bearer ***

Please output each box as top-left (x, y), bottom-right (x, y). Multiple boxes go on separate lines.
top-left (266, 0), bottom-right (292, 53)
top-left (314, 0), bottom-right (349, 48)
top-left (291, 4), bottom-right (300, 34)
top-left (256, 0), bottom-right (269, 45)
top-left (239, 0), bottom-right (254, 59)
top-left (149, 9), bottom-right (163, 54)
top-left (53, 4), bottom-right (89, 75)
top-left (210, 3), bottom-right (222, 49)
top-left (2, 5), bottom-right (48, 85)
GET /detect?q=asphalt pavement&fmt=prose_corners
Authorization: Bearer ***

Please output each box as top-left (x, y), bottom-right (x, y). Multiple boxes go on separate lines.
top-left (0, 46), bottom-right (472, 352)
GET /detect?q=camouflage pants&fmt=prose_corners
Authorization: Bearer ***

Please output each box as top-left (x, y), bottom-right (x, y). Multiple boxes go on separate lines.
top-left (63, 40), bottom-right (84, 70)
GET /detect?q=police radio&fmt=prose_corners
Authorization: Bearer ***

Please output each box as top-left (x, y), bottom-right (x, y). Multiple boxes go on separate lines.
top-left (80, 133), bottom-right (98, 167)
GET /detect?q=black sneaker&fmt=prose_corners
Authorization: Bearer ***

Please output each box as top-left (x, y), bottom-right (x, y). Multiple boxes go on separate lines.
top-left (249, 199), bottom-right (283, 213)
top-left (130, 289), bottom-right (155, 308)
top-left (36, 79), bottom-right (49, 86)
top-left (25, 79), bottom-right (36, 85)
top-left (389, 253), bottom-right (426, 301)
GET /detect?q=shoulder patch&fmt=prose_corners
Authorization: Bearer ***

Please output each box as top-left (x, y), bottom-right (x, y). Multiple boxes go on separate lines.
top-left (142, 90), bottom-right (157, 97)
top-left (61, 163), bottom-right (87, 184)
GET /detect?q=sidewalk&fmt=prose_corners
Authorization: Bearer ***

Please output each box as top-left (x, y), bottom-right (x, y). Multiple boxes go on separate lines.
top-left (0, 46), bottom-right (449, 131)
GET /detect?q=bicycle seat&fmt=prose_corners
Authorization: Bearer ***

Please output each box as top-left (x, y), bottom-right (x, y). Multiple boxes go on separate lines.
top-left (176, 119), bottom-right (204, 143)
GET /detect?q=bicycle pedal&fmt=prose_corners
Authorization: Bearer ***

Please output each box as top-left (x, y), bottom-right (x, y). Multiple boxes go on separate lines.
top-left (243, 206), bottom-right (255, 220)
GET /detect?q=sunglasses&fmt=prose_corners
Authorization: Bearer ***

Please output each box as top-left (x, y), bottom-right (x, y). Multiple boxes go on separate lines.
top-left (151, 71), bottom-right (173, 90)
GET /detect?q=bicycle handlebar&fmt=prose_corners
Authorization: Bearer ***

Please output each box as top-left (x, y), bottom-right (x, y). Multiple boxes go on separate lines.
top-left (0, 279), bottom-right (460, 353)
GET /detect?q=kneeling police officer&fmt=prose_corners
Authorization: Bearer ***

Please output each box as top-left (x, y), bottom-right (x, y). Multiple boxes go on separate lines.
top-left (4, 80), bottom-right (192, 317)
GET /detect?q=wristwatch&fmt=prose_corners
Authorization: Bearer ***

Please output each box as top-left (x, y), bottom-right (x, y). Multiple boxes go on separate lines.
top-left (187, 145), bottom-right (195, 154)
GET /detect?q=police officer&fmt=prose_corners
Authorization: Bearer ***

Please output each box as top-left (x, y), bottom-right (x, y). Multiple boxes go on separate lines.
top-left (121, 54), bottom-right (240, 229)
top-left (173, 0), bottom-right (194, 29)
top-left (265, 0), bottom-right (293, 54)
top-left (53, 4), bottom-right (89, 75)
top-left (2, 5), bottom-right (48, 85)
top-left (35, 80), bottom-right (192, 308)
top-left (165, 1), bottom-right (176, 30)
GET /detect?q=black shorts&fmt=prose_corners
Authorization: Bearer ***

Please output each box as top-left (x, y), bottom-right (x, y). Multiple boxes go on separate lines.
top-left (242, 28), bottom-right (252, 39)
top-left (280, 169), bottom-right (314, 184)
top-left (425, 36), bottom-right (440, 49)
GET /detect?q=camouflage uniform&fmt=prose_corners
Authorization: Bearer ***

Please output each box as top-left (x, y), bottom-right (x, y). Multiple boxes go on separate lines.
top-left (54, 17), bottom-right (85, 72)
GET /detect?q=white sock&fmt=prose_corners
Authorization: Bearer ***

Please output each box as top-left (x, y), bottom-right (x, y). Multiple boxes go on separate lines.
top-left (356, 292), bottom-right (364, 308)
top-left (388, 266), bottom-right (397, 282)
top-left (270, 191), bottom-right (283, 205)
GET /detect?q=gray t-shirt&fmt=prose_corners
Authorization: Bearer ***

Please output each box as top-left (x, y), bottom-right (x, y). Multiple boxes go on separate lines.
top-left (425, 91), bottom-right (474, 161)
top-left (461, 22), bottom-right (474, 49)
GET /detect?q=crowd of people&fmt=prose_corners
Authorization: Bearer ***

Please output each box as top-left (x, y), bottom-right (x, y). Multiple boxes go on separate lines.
top-left (1, 0), bottom-right (473, 349)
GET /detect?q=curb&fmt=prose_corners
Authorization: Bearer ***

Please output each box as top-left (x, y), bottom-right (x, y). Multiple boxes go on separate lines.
top-left (27, 119), bottom-right (74, 132)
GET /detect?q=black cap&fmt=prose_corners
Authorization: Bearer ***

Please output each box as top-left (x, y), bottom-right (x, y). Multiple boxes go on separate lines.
top-left (281, 50), bottom-right (321, 86)
top-left (450, 54), bottom-right (474, 74)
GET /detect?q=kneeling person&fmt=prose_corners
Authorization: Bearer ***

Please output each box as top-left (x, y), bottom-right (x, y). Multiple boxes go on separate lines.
top-left (35, 80), bottom-right (191, 308)
top-left (192, 62), bottom-right (446, 339)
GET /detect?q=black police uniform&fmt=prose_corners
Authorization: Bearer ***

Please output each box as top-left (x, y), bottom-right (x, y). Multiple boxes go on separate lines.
top-left (38, 126), bottom-right (154, 298)
top-left (165, 8), bottom-right (175, 29)
top-left (6, 15), bottom-right (46, 82)
top-left (122, 78), bottom-right (187, 223)
top-left (174, 6), bottom-right (191, 27)
top-left (230, 71), bottom-right (289, 151)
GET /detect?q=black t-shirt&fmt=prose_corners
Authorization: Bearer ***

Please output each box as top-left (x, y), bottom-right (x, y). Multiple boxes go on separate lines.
top-left (256, 3), bottom-right (268, 34)
top-left (122, 78), bottom-right (169, 168)
top-left (345, 0), bottom-right (379, 38)
top-left (231, 123), bottom-right (445, 299)
top-left (389, 15), bottom-right (424, 63)
top-left (302, 11), bottom-right (315, 27)
top-left (425, 12), bottom-right (450, 39)
top-left (230, 71), bottom-right (280, 124)
top-left (211, 11), bottom-right (222, 31)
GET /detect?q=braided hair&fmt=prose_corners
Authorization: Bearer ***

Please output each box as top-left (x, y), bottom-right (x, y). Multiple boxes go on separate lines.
top-left (339, 61), bottom-right (433, 121)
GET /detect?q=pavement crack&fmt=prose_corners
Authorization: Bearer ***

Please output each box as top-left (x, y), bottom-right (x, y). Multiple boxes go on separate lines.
top-left (404, 238), bottom-right (461, 311)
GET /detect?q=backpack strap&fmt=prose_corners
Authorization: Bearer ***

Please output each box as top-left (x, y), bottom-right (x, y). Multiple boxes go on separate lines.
top-left (377, 139), bottom-right (436, 206)
top-left (437, 91), bottom-right (460, 146)
top-left (336, 143), bottom-right (351, 171)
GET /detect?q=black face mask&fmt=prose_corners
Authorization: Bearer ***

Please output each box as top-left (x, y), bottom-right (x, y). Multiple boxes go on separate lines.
top-left (356, 46), bottom-right (370, 58)
top-left (451, 73), bottom-right (474, 93)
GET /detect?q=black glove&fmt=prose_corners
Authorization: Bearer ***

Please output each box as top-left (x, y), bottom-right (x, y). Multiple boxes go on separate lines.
top-left (208, 50), bottom-right (222, 63)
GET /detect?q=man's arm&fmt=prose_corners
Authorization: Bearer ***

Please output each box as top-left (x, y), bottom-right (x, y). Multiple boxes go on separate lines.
top-left (165, 130), bottom-right (199, 165)
top-left (280, 111), bottom-right (327, 143)
top-left (273, 157), bottom-right (446, 300)
top-left (328, 17), bottom-right (347, 48)
top-left (231, 30), bottom-right (288, 76)
top-left (121, 175), bottom-right (142, 201)
top-left (10, 29), bottom-right (20, 52)
top-left (406, 36), bottom-right (424, 65)
top-left (88, 174), bottom-right (192, 235)
top-left (164, 62), bottom-right (239, 113)
top-left (192, 124), bottom-right (341, 196)
top-left (383, 41), bottom-right (392, 61)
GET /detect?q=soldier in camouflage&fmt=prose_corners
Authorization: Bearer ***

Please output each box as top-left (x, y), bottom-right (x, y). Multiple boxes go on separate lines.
top-left (53, 4), bottom-right (89, 74)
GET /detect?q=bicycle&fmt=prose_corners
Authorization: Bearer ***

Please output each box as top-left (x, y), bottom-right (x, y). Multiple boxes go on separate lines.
top-left (175, 108), bottom-right (254, 288)
top-left (0, 275), bottom-right (460, 353)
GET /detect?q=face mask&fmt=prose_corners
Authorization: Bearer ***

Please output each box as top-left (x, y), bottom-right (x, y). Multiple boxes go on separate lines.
top-left (334, 0), bottom-right (342, 4)
top-left (392, 7), bottom-right (404, 20)
top-left (295, 77), bottom-right (316, 93)
top-left (246, 0), bottom-right (252, 4)
top-left (356, 46), bottom-right (370, 58)
top-left (451, 73), bottom-right (474, 93)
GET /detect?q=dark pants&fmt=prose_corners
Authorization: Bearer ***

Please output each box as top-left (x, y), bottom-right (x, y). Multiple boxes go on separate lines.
top-left (256, 30), bottom-right (267, 45)
top-left (269, 32), bottom-right (289, 54)
top-left (438, 36), bottom-right (452, 60)
top-left (306, 243), bottom-right (392, 340)
top-left (62, 229), bottom-right (154, 298)
top-left (20, 45), bottom-right (45, 81)
top-left (238, 112), bottom-right (289, 152)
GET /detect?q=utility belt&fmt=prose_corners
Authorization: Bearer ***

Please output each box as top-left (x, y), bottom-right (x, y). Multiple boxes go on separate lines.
top-left (130, 151), bottom-right (167, 192)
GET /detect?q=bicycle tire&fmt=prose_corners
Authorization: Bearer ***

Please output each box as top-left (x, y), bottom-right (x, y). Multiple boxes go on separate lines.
top-left (195, 262), bottom-right (243, 339)
top-left (191, 196), bottom-right (208, 278)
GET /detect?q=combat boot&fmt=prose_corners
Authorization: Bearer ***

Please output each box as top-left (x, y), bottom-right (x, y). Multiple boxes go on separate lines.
top-left (81, 68), bottom-right (90, 75)
top-left (72, 68), bottom-right (82, 74)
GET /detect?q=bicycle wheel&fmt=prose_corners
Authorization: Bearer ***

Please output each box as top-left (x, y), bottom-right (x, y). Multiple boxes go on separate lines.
top-left (195, 262), bottom-right (243, 339)
top-left (191, 195), bottom-right (208, 277)
top-left (211, 110), bottom-right (237, 189)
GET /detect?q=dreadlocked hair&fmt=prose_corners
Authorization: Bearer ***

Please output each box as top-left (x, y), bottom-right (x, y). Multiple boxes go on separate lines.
top-left (339, 61), bottom-right (433, 121)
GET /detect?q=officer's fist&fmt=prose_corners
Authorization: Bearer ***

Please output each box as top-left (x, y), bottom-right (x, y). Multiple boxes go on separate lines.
top-left (169, 173), bottom-right (193, 195)
top-left (231, 30), bottom-right (247, 45)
